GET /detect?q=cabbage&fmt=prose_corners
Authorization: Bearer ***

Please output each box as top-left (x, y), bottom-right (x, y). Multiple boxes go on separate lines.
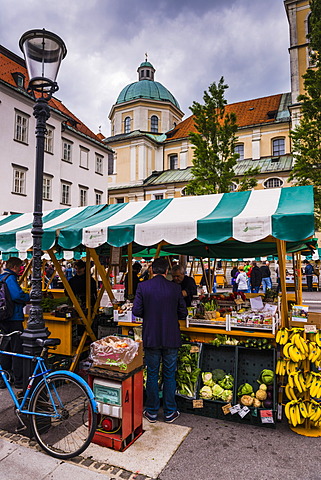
top-left (237, 383), bottom-right (253, 396)
top-left (258, 369), bottom-right (274, 386)
top-left (220, 389), bottom-right (233, 402)
top-left (202, 372), bottom-right (213, 386)
top-left (212, 384), bottom-right (224, 399)
top-left (199, 385), bottom-right (213, 399)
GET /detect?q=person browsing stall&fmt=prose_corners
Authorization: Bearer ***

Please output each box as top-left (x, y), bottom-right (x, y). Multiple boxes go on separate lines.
top-left (67, 260), bottom-right (97, 309)
top-left (171, 265), bottom-right (197, 307)
top-left (0, 257), bottom-right (30, 389)
top-left (132, 258), bottom-right (187, 424)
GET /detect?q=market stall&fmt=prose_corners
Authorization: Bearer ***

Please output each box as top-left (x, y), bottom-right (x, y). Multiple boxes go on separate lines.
top-left (0, 186), bottom-right (317, 431)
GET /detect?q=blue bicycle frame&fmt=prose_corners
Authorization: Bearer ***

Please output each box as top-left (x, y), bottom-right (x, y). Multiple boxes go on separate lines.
top-left (0, 350), bottom-right (97, 418)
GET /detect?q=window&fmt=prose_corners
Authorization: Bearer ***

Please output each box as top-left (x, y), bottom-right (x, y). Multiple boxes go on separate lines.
top-left (169, 154), bottom-right (178, 170)
top-left (235, 143), bottom-right (244, 161)
top-left (95, 154), bottom-right (103, 174)
top-left (264, 178), bottom-right (283, 189)
top-left (44, 126), bottom-right (54, 154)
top-left (80, 147), bottom-right (89, 168)
top-left (43, 175), bottom-right (52, 201)
top-left (12, 166), bottom-right (27, 195)
top-left (151, 115), bottom-right (158, 133)
top-left (62, 139), bottom-right (72, 163)
top-left (272, 138), bottom-right (285, 156)
top-left (116, 197), bottom-right (124, 204)
top-left (124, 117), bottom-right (131, 134)
top-left (108, 153), bottom-right (114, 175)
top-left (95, 190), bottom-right (103, 205)
top-left (79, 186), bottom-right (88, 206)
top-left (154, 194), bottom-right (163, 200)
top-left (61, 182), bottom-right (71, 205)
top-left (14, 111), bottom-right (29, 143)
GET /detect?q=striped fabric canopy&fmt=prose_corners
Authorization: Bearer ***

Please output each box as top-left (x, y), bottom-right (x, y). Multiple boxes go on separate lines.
top-left (0, 186), bottom-right (314, 257)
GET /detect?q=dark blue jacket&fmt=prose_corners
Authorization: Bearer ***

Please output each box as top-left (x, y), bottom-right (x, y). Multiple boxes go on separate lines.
top-left (0, 269), bottom-right (30, 321)
top-left (132, 274), bottom-right (187, 348)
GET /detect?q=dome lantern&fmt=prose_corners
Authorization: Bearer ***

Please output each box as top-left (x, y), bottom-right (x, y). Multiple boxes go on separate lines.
top-left (137, 60), bottom-right (155, 81)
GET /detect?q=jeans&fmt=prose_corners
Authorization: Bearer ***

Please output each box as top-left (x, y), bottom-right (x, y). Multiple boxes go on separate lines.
top-left (251, 286), bottom-right (260, 293)
top-left (144, 347), bottom-right (179, 417)
top-left (262, 277), bottom-right (272, 293)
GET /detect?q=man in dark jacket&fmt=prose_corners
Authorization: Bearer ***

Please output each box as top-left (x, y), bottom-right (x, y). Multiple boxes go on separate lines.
top-left (132, 258), bottom-right (187, 424)
top-left (250, 261), bottom-right (262, 293)
top-left (171, 265), bottom-right (197, 307)
top-left (67, 260), bottom-right (97, 309)
top-left (0, 257), bottom-right (29, 389)
top-left (304, 260), bottom-right (314, 292)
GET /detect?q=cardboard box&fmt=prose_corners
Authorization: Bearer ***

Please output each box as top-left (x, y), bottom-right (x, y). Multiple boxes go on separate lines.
top-left (93, 341), bottom-right (143, 373)
top-left (290, 312), bottom-right (321, 329)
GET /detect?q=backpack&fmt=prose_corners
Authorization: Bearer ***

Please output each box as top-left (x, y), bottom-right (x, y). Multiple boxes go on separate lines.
top-left (0, 274), bottom-right (14, 321)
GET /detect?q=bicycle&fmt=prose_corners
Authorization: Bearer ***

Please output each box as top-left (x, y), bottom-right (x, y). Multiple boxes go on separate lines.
top-left (0, 331), bottom-right (98, 459)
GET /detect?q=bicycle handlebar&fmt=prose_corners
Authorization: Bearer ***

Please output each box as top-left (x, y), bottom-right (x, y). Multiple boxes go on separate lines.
top-left (0, 331), bottom-right (22, 337)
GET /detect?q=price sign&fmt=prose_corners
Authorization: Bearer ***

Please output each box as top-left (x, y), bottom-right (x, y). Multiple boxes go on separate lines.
top-left (277, 404), bottom-right (283, 421)
top-left (304, 324), bottom-right (317, 333)
top-left (222, 403), bottom-right (232, 415)
top-left (190, 345), bottom-right (200, 353)
top-left (260, 409), bottom-right (274, 424)
top-left (229, 404), bottom-right (241, 415)
top-left (238, 406), bottom-right (250, 418)
top-left (193, 399), bottom-right (203, 409)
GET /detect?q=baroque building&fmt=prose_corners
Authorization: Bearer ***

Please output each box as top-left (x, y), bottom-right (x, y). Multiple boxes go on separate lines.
top-left (0, 45), bottom-right (113, 215)
top-left (105, 0), bottom-right (312, 205)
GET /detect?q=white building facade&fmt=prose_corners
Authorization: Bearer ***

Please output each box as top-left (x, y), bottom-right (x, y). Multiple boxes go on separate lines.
top-left (0, 45), bottom-right (113, 215)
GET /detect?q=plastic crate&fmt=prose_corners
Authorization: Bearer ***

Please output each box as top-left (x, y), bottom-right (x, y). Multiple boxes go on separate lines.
top-left (198, 344), bottom-right (237, 402)
top-left (234, 346), bottom-right (277, 428)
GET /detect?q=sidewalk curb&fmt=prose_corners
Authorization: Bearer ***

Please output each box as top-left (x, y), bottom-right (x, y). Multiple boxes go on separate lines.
top-left (0, 429), bottom-right (156, 480)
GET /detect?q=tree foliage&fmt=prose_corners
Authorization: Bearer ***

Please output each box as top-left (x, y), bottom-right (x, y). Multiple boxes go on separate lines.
top-left (185, 77), bottom-right (258, 195)
top-left (289, 0), bottom-right (321, 226)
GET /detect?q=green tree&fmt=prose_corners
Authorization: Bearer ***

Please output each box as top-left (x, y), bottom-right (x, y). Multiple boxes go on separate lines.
top-left (185, 77), bottom-right (258, 195)
top-left (289, 0), bottom-right (321, 225)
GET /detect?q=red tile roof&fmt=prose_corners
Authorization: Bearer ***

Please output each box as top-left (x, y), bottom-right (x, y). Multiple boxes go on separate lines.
top-left (166, 93), bottom-right (285, 141)
top-left (0, 45), bottom-right (107, 147)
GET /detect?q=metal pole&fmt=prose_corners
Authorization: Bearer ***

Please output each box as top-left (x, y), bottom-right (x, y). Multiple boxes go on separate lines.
top-left (21, 96), bottom-right (51, 390)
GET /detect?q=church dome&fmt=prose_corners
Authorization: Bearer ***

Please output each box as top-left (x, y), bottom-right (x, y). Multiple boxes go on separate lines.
top-left (116, 60), bottom-right (180, 109)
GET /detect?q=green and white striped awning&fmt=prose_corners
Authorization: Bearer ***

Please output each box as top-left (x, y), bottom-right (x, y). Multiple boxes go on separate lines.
top-left (0, 186), bottom-right (314, 258)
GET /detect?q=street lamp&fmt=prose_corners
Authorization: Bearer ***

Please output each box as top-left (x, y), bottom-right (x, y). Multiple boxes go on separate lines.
top-left (19, 29), bottom-right (67, 387)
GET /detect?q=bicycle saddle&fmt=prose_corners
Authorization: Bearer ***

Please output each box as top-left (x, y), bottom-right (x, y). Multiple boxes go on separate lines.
top-left (36, 338), bottom-right (61, 347)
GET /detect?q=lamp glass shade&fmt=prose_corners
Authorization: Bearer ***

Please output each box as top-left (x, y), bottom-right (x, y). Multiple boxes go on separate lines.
top-left (19, 29), bottom-right (67, 91)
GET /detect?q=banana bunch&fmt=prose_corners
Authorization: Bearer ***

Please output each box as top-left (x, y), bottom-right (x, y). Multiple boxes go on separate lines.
top-left (282, 333), bottom-right (309, 362)
top-left (288, 371), bottom-right (307, 393)
top-left (307, 342), bottom-right (321, 364)
top-left (276, 328), bottom-right (289, 345)
top-left (309, 372), bottom-right (321, 398)
top-left (307, 400), bottom-right (321, 425)
top-left (284, 400), bottom-right (306, 427)
top-left (275, 358), bottom-right (287, 376)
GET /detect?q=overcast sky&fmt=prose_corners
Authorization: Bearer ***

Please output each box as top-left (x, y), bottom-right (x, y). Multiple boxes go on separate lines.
top-left (0, 0), bottom-right (291, 136)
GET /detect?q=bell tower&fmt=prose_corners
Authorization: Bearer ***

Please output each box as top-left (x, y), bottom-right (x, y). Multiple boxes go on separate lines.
top-left (284, 0), bottom-right (311, 104)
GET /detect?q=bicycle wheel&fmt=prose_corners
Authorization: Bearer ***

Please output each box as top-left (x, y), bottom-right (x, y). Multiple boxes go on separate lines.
top-left (29, 373), bottom-right (97, 459)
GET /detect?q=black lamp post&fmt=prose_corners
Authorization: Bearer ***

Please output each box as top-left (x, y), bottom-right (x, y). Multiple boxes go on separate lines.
top-left (19, 29), bottom-right (67, 387)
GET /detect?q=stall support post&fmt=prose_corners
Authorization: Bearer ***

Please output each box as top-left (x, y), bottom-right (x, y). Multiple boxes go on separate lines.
top-left (127, 242), bottom-right (133, 297)
top-left (200, 258), bottom-right (210, 293)
top-left (276, 239), bottom-right (289, 328)
top-left (296, 252), bottom-right (303, 305)
top-left (86, 249), bottom-right (92, 319)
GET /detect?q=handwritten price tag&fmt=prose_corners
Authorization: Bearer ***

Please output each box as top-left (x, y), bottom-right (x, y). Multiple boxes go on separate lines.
top-left (193, 399), bottom-right (203, 409)
top-left (304, 324), bottom-right (317, 333)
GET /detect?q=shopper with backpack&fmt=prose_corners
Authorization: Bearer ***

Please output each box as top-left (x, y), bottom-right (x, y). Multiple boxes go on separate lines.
top-left (0, 257), bottom-right (29, 389)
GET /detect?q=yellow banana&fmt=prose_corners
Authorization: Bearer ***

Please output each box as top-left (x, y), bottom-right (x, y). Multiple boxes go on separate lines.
top-left (276, 329), bottom-right (282, 344)
top-left (283, 342), bottom-right (291, 358)
top-left (288, 372), bottom-right (295, 388)
top-left (284, 401), bottom-right (292, 420)
top-left (293, 334), bottom-right (305, 356)
top-left (315, 331), bottom-right (321, 347)
top-left (298, 373), bottom-right (307, 392)
top-left (293, 373), bottom-right (303, 393)
top-left (299, 401), bottom-right (308, 418)
top-left (289, 344), bottom-right (301, 363)
top-left (290, 405), bottom-right (298, 426)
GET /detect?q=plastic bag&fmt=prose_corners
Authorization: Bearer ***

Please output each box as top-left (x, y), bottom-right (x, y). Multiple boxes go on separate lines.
top-left (90, 335), bottom-right (139, 367)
